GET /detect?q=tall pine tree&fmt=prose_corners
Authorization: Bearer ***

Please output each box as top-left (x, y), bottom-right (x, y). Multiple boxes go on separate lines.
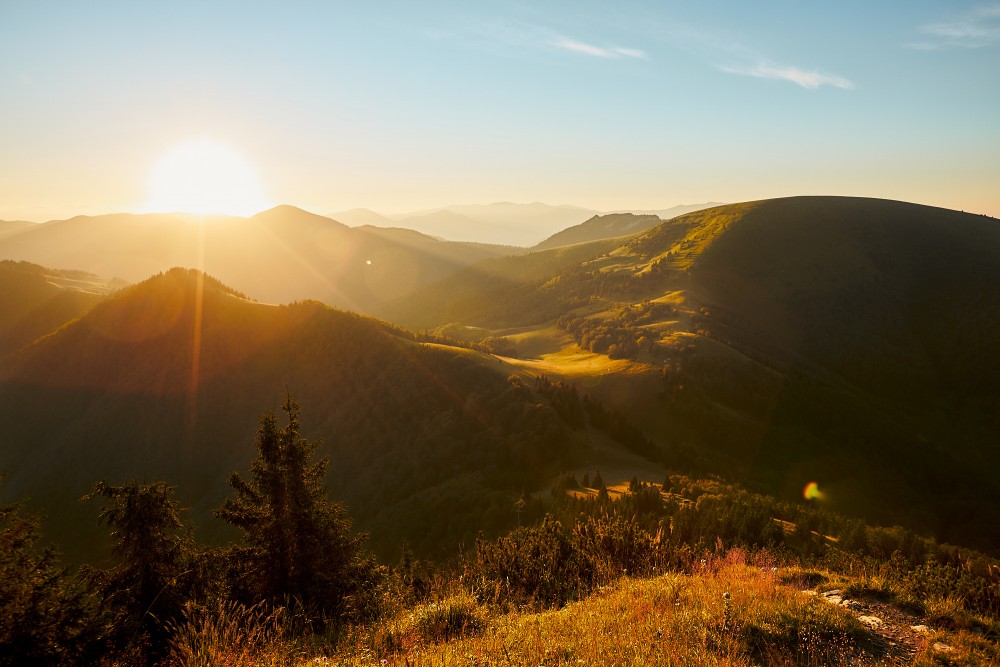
top-left (216, 394), bottom-right (373, 618)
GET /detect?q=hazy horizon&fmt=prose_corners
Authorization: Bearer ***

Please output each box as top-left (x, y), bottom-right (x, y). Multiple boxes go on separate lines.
top-left (1, 1), bottom-right (998, 222)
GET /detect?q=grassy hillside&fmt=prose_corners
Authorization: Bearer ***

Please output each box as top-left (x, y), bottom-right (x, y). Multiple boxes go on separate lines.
top-left (0, 268), bottom-right (594, 562)
top-left (0, 260), bottom-right (118, 357)
top-left (163, 476), bottom-right (1000, 667)
top-left (379, 197), bottom-right (1000, 554)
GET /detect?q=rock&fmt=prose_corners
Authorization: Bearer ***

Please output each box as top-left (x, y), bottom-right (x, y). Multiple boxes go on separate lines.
top-left (858, 615), bottom-right (885, 630)
top-left (843, 600), bottom-right (863, 610)
top-left (932, 642), bottom-right (954, 653)
top-left (820, 589), bottom-right (844, 605)
top-left (910, 625), bottom-right (929, 634)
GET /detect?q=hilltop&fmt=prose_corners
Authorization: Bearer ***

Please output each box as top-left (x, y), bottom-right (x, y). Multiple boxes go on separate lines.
top-left (533, 212), bottom-right (663, 250)
top-left (533, 203), bottom-right (721, 251)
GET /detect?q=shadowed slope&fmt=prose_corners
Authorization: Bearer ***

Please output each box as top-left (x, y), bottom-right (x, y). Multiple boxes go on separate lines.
top-left (0, 268), bottom-right (586, 563)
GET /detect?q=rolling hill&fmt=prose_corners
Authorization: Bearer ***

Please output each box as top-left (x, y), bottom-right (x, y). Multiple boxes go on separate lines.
top-left (0, 206), bottom-right (514, 312)
top-left (0, 260), bottom-right (120, 358)
top-left (0, 268), bottom-right (601, 563)
top-left (382, 197), bottom-right (1000, 553)
top-left (534, 213), bottom-right (663, 250)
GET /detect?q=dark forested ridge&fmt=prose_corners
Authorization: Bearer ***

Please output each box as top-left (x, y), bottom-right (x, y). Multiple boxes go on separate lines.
top-left (0, 268), bottom-right (591, 562)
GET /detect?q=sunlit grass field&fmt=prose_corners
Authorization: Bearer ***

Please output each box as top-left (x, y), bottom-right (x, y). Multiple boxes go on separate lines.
top-left (166, 549), bottom-right (1000, 666)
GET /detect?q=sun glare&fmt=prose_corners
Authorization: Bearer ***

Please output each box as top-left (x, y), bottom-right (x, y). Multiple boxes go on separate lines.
top-left (145, 139), bottom-right (271, 216)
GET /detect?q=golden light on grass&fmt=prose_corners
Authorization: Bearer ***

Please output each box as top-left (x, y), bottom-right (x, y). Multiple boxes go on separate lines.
top-left (145, 138), bottom-right (271, 216)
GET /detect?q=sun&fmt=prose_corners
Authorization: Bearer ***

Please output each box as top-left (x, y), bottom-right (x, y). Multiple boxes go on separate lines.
top-left (145, 138), bottom-right (272, 216)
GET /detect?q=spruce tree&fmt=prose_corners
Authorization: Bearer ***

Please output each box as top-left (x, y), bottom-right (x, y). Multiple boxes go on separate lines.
top-left (84, 479), bottom-right (192, 660)
top-left (216, 394), bottom-right (372, 618)
top-left (1, 491), bottom-right (94, 665)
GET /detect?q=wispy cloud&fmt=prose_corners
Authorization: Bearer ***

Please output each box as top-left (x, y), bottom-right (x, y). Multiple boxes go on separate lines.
top-left (909, 4), bottom-right (1000, 49)
top-left (551, 36), bottom-right (648, 60)
top-left (719, 62), bottom-right (854, 90)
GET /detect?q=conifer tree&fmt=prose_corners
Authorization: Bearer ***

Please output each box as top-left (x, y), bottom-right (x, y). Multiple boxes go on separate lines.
top-left (216, 394), bottom-right (372, 618)
top-left (84, 479), bottom-right (192, 660)
top-left (1, 491), bottom-right (94, 665)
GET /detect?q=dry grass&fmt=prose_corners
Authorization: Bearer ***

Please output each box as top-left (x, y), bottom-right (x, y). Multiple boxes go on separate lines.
top-left (159, 554), bottom-right (999, 666)
top-left (165, 598), bottom-right (301, 667)
top-left (323, 552), bottom-right (878, 667)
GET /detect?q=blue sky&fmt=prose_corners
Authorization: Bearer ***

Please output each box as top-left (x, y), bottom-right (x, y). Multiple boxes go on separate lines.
top-left (1, 1), bottom-right (998, 220)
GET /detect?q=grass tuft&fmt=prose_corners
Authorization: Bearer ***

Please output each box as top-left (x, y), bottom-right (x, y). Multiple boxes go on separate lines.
top-left (165, 598), bottom-right (298, 667)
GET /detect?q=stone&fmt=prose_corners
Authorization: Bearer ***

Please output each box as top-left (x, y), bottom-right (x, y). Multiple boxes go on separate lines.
top-left (858, 615), bottom-right (885, 630)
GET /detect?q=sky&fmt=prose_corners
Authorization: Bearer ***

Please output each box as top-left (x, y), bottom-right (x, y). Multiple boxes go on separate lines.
top-left (2, 0), bottom-right (999, 221)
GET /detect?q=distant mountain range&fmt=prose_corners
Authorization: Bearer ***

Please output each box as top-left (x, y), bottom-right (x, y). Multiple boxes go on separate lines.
top-left (331, 202), bottom-right (721, 246)
top-left (0, 219), bottom-right (36, 239)
top-left (0, 205), bottom-right (514, 311)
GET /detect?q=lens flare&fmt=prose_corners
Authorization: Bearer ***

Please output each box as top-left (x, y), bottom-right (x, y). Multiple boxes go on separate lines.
top-left (803, 481), bottom-right (824, 501)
